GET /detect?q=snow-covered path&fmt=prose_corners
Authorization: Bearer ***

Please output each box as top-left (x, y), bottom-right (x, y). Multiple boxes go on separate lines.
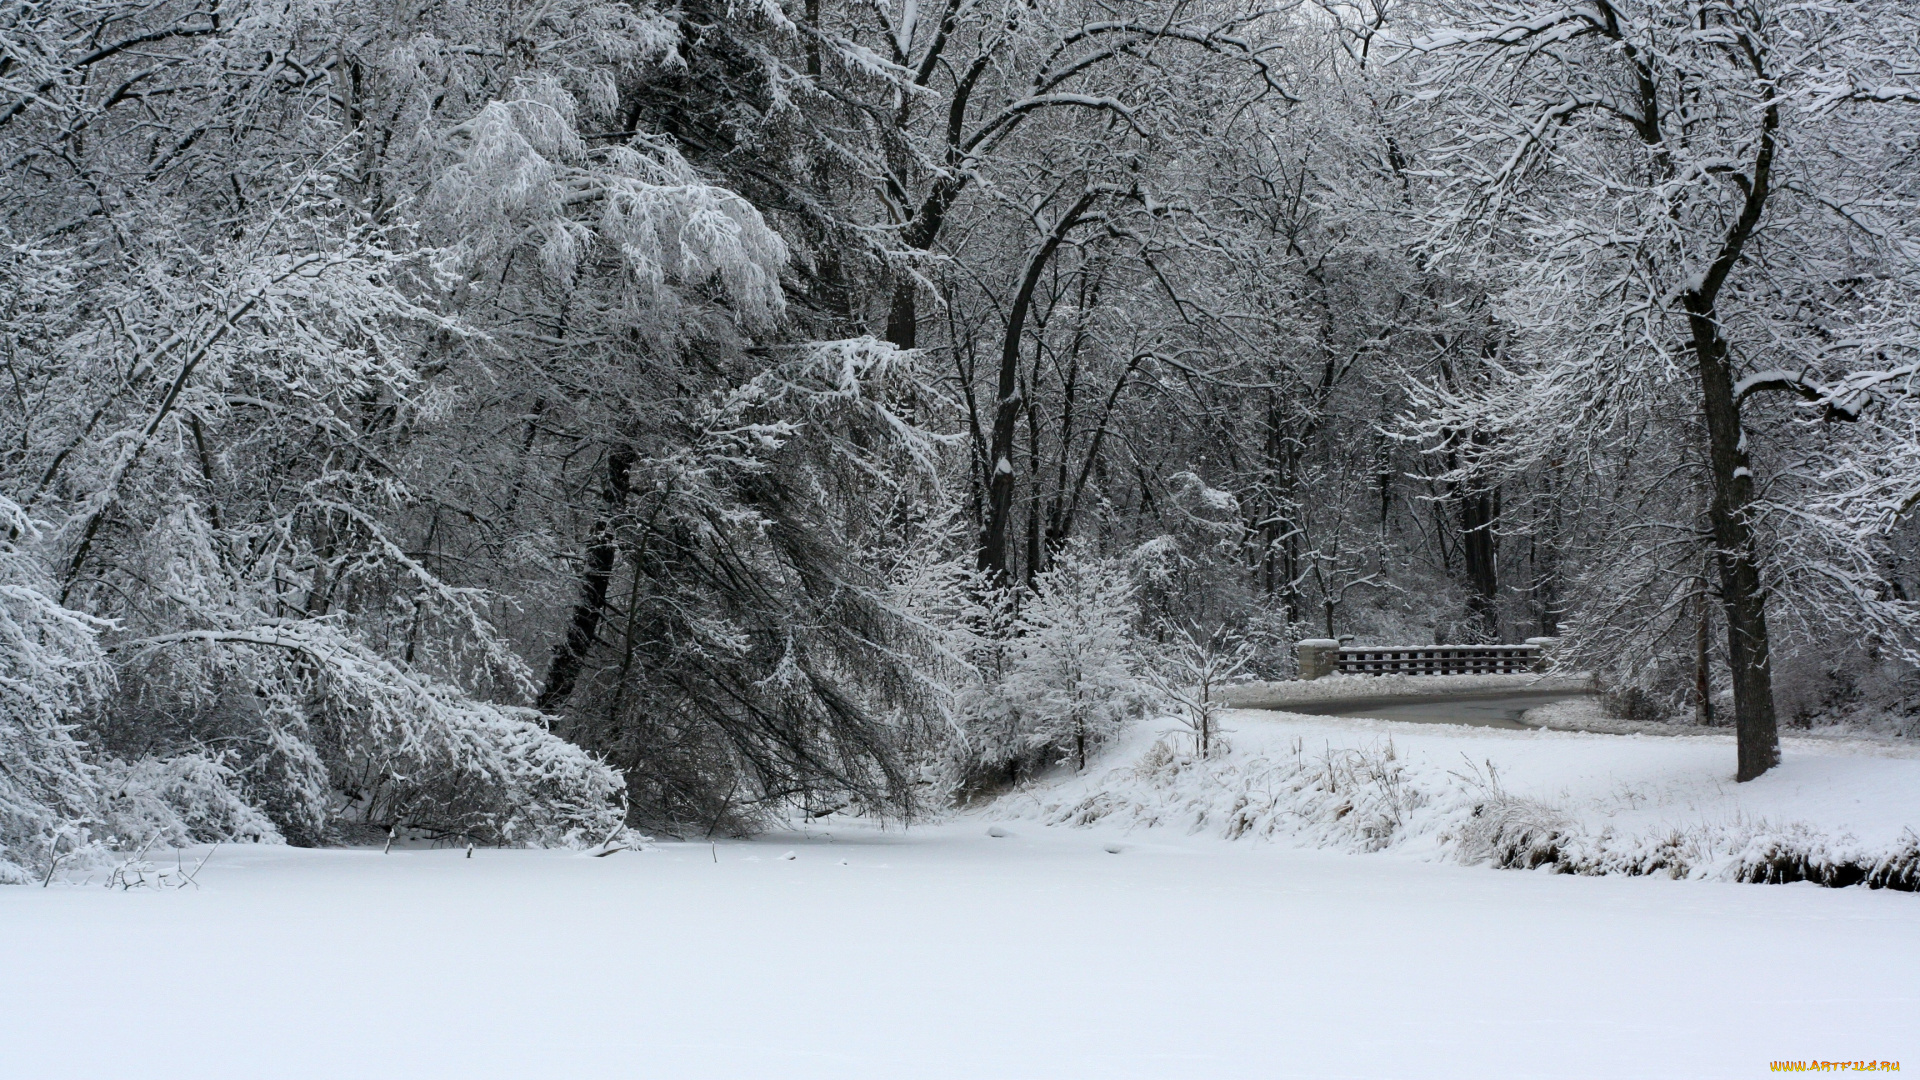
top-left (3, 827), bottom-right (1914, 1079)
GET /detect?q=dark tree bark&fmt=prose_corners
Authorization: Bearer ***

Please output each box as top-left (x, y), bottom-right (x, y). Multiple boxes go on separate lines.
top-left (1528, 466), bottom-right (1563, 638)
top-left (884, 281), bottom-right (918, 350)
top-left (882, 176), bottom-right (962, 349)
top-left (979, 190), bottom-right (1103, 582)
top-left (1680, 61), bottom-right (1782, 781)
top-left (1023, 362), bottom-right (1043, 586)
top-left (1689, 293), bottom-right (1779, 780)
top-left (1043, 354), bottom-right (1141, 566)
top-left (1694, 576), bottom-right (1716, 727)
top-left (1458, 479), bottom-right (1499, 643)
top-left (536, 447), bottom-right (635, 711)
top-left (1438, 428), bottom-right (1500, 643)
top-left (1436, 331), bottom-right (1502, 643)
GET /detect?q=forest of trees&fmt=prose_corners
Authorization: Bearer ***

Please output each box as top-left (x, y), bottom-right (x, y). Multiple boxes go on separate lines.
top-left (4, 0), bottom-right (1918, 878)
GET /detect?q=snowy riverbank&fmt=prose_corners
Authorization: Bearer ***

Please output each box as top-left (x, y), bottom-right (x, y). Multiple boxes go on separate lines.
top-left (993, 708), bottom-right (1920, 888)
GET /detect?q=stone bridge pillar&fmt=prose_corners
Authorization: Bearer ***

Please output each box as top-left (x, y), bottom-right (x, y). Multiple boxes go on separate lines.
top-left (1296, 638), bottom-right (1340, 680)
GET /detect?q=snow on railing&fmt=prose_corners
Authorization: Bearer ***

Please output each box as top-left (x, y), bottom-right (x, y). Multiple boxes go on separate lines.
top-left (1296, 638), bottom-right (1557, 679)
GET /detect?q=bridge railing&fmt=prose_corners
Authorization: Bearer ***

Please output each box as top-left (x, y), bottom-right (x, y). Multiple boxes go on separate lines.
top-left (1297, 638), bottom-right (1557, 679)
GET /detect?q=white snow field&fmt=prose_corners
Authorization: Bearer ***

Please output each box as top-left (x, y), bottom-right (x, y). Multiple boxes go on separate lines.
top-left (4, 705), bottom-right (1917, 1080)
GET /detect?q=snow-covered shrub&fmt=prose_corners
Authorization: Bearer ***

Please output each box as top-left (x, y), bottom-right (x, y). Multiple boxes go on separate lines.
top-left (1145, 622), bottom-right (1253, 758)
top-left (1864, 832), bottom-right (1920, 891)
top-left (1039, 735), bottom-right (1424, 852)
top-left (1465, 814), bottom-right (1918, 891)
top-left (96, 756), bottom-right (282, 849)
top-left (1453, 794), bottom-right (1585, 872)
top-left (1600, 685), bottom-right (1673, 726)
top-left (956, 549), bottom-right (1152, 786)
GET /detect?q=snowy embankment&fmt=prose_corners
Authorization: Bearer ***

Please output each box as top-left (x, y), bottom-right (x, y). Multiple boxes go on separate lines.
top-left (993, 688), bottom-right (1920, 890)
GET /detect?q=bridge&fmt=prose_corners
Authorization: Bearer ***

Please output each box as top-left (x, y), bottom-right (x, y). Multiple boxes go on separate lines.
top-left (1212, 637), bottom-right (1590, 728)
top-left (1294, 638), bottom-right (1560, 679)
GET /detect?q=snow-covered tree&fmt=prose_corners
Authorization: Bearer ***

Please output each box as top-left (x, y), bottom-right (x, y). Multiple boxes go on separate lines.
top-left (1403, 0), bottom-right (1920, 778)
top-left (959, 547), bottom-right (1150, 781)
top-left (1146, 621), bottom-right (1254, 758)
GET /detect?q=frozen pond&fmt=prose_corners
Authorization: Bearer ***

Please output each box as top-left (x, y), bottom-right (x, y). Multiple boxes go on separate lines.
top-left (1264, 690), bottom-right (1590, 729)
top-left (6, 824), bottom-right (1916, 1079)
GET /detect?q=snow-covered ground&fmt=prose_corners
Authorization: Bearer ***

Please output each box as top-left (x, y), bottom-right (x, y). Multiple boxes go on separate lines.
top-left (2, 825), bottom-right (1915, 1080)
top-left (5, 700), bottom-right (1916, 1078)
top-left (1015, 706), bottom-right (1920, 885)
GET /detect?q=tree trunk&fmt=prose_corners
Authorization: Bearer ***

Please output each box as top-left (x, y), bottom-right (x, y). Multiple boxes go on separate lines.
top-left (1261, 393), bottom-right (1305, 623)
top-left (1440, 346), bottom-right (1500, 643)
top-left (882, 180), bottom-right (963, 349)
top-left (1688, 301), bottom-right (1778, 780)
top-left (1459, 484), bottom-right (1499, 642)
top-left (979, 191), bottom-right (1101, 582)
top-left (536, 447), bottom-right (635, 711)
top-left (884, 278), bottom-right (917, 350)
top-left (1024, 365), bottom-right (1044, 585)
top-left (1260, 394), bottom-right (1283, 599)
top-left (1529, 466), bottom-right (1563, 637)
top-left (1694, 575), bottom-right (1715, 727)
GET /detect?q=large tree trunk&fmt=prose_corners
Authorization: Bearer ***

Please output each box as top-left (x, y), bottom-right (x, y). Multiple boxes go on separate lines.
top-left (1257, 389), bottom-right (1312, 624)
top-left (536, 447), bottom-right (635, 711)
top-left (1458, 483), bottom-right (1499, 642)
top-left (980, 319), bottom-right (1023, 584)
top-left (1688, 302), bottom-right (1779, 781)
top-left (1442, 423), bottom-right (1500, 643)
top-left (1438, 340), bottom-right (1501, 643)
